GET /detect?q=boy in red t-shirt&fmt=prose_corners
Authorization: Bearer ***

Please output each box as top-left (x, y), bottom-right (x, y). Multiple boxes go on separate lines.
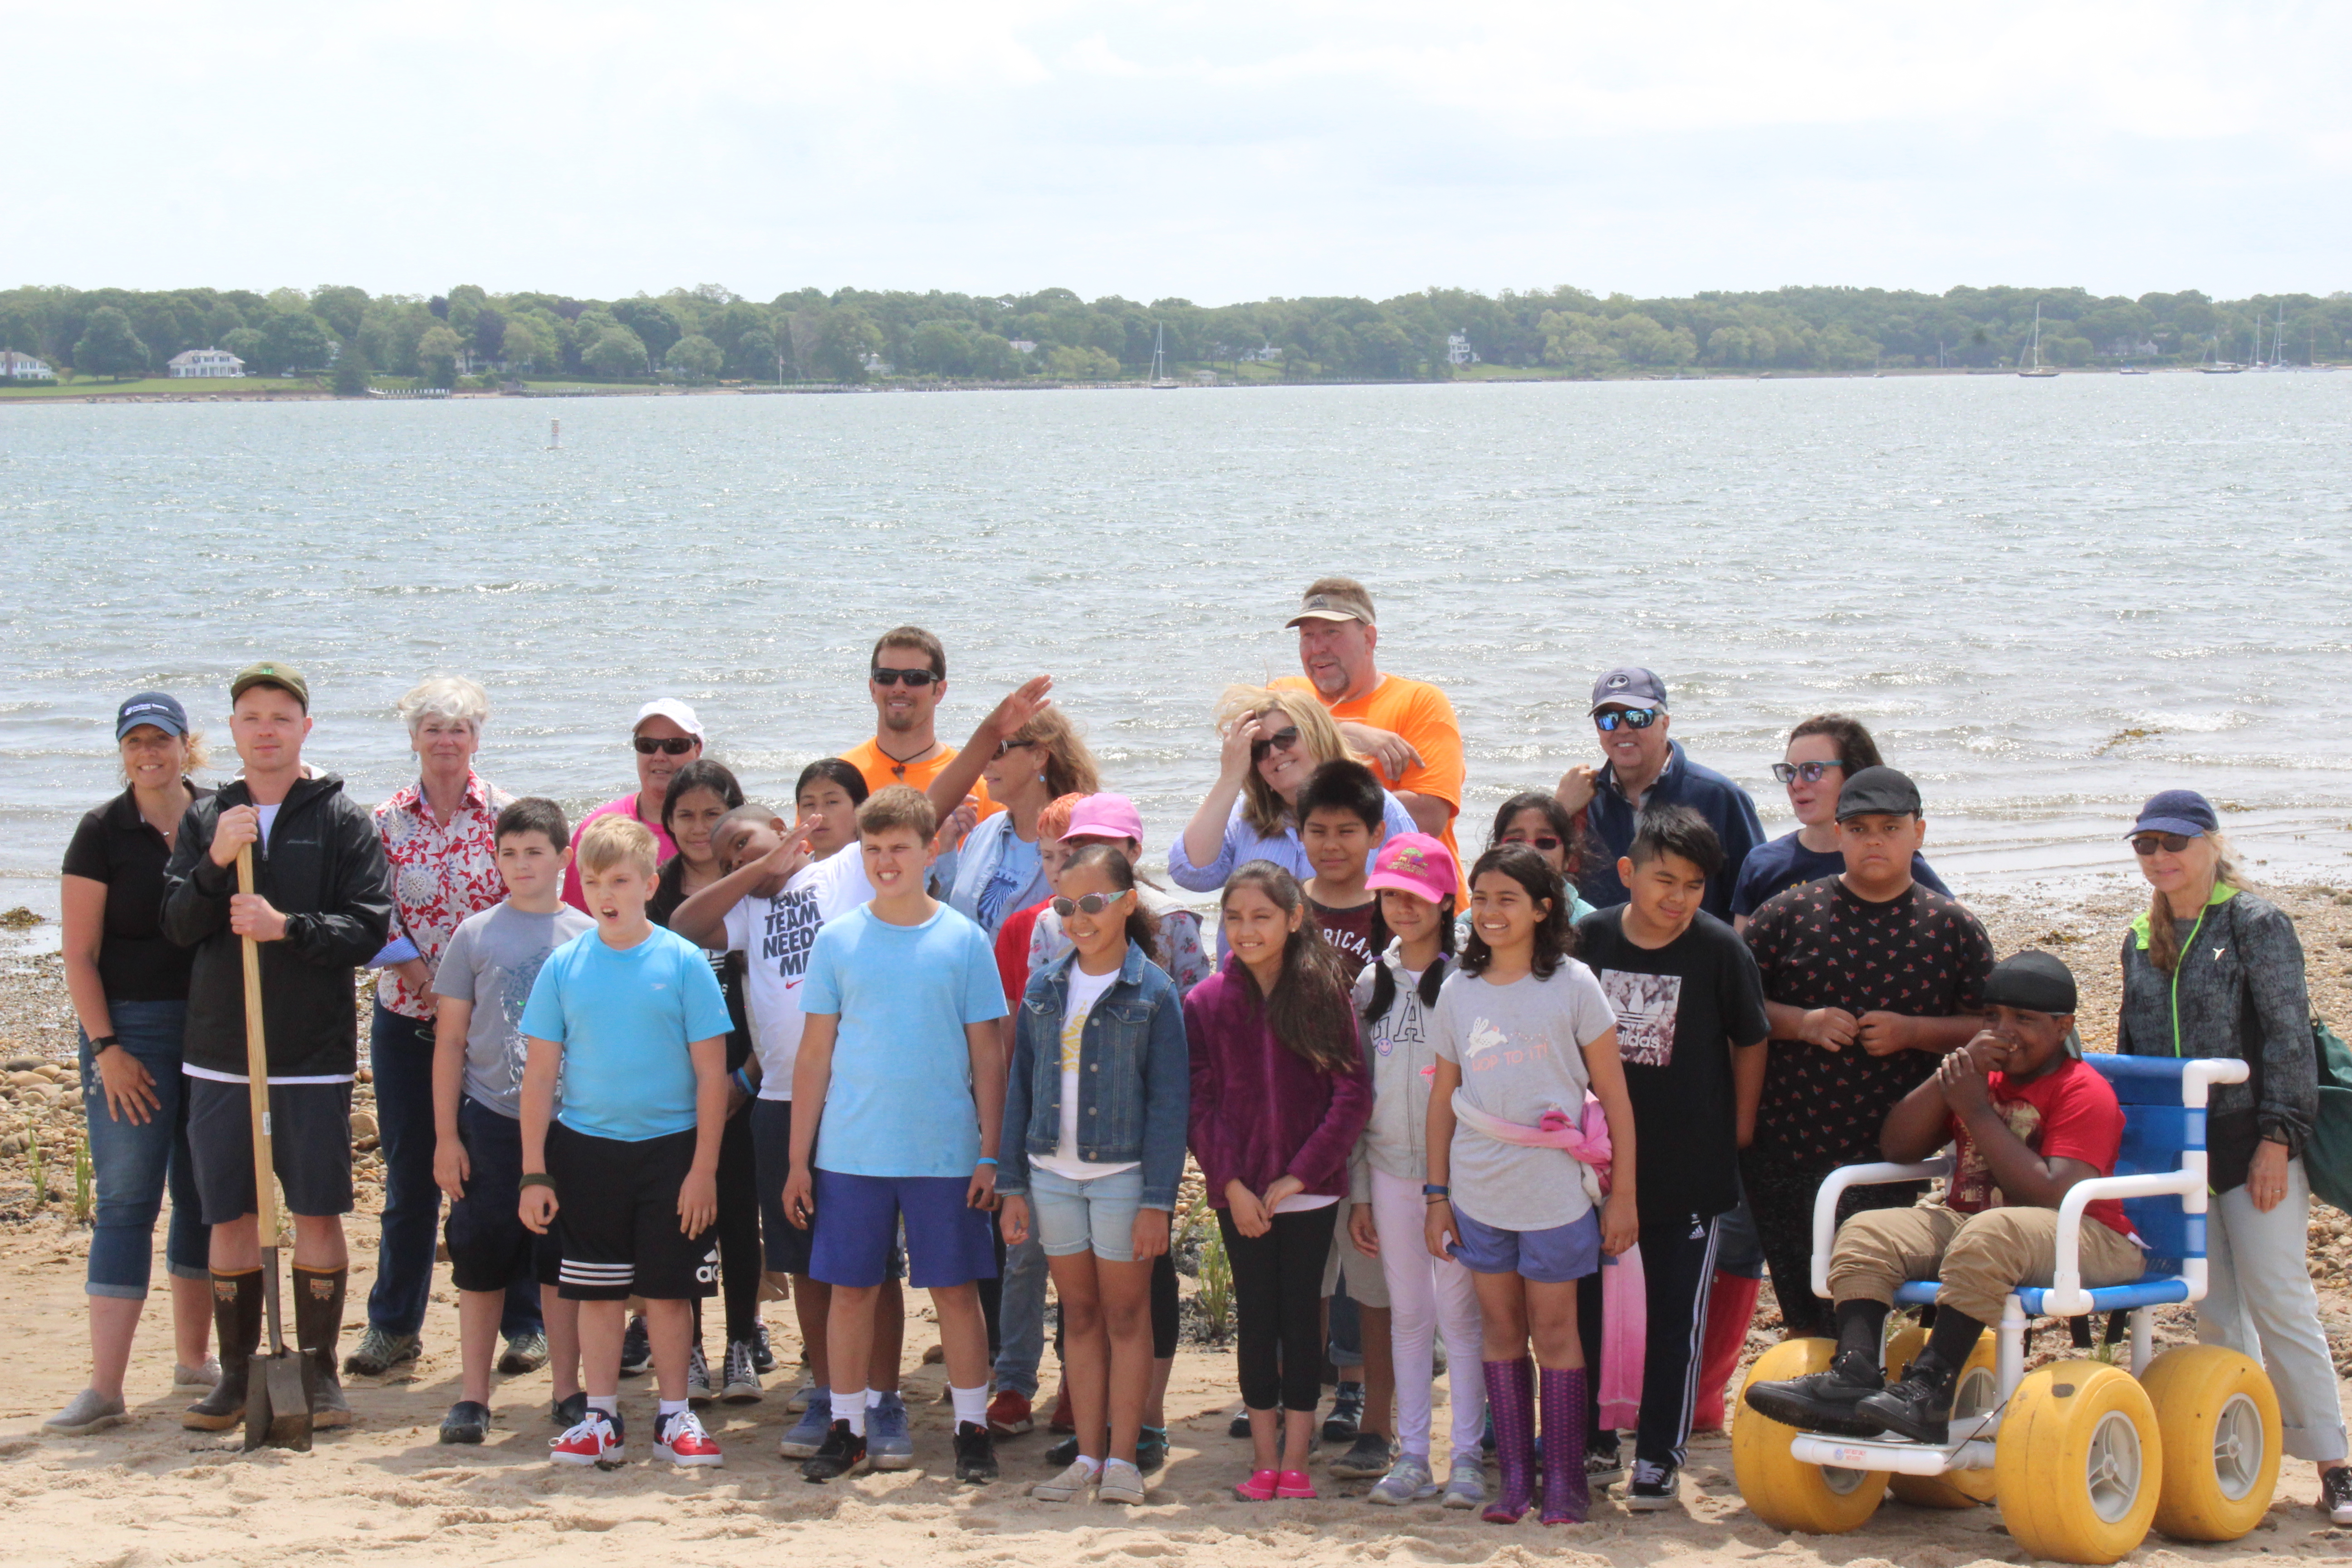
top-left (1746, 951), bottom-right (2146, 1444)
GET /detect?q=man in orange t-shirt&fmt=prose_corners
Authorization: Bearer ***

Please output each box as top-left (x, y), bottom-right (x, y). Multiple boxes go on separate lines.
top-left (838, 625), bottom-right (1000, 824)
top-left (1272, 577), bottom-right (1467, 888)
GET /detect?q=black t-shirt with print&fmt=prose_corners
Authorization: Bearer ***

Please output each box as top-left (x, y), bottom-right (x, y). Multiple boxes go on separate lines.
top-left (1743, 876), bottom-right (1995, 1168)
top-left (1307, 895), bottom-right (1379, 985)
top-left (1575, 905), bottom-right (1771, 1224)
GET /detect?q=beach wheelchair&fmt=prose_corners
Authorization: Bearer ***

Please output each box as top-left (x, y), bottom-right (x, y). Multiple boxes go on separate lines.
top-left (1731, 1055), bottom-right (2282, 1564)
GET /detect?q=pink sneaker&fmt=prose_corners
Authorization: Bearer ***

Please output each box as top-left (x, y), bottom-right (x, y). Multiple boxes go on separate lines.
top-left (1233, 1468), bottom-right (1280, 1501)
top-left (655, 1409), bottom-right (724, 1467)
top-left (1276, 1470), bottom-right (1317, 1499)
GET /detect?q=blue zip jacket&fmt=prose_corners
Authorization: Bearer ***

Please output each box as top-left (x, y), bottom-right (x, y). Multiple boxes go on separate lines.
top-left (1575, 739), bottom-right (1766, 921)
top-left (1000, 940), bottom-right (1191, 1210)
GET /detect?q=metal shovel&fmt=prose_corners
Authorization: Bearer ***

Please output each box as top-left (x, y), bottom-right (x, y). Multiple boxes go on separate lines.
top-left (238, 844), bottom-right (312, 1451)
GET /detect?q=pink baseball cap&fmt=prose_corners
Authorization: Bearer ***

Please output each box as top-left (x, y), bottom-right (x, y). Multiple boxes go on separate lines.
top-left (1063, 793), bottom-right (1144, 847)
top-left (1365, 833), bottom-right (1456, 906)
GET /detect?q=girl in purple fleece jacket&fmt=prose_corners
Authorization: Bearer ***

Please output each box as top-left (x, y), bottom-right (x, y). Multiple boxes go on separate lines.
top-left (1184, 862), bottom-right (1372, 1502)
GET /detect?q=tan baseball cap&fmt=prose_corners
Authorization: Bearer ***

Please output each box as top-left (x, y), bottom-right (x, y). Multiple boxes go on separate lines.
top-left (1285, 578), bottom-right (1375, 628)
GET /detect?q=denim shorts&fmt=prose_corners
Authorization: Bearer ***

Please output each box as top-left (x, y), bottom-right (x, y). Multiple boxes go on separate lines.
top-left (1450, 1203), bottom-right (1601, 1284)
top-left (1027, 1164), bottom-right (1146, 1262)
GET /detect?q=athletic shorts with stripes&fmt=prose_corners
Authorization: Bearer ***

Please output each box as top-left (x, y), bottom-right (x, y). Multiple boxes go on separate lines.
top-left (545, 1122), bottom-right (717, 1302)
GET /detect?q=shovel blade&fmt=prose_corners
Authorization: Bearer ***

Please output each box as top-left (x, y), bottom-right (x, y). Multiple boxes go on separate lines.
top-left (243, 1350), bottom-right (313, 1452)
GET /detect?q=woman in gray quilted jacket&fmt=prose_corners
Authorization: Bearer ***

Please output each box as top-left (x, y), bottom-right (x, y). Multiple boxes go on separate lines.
top-left (2116, 789), bottom-right (2347, 1523)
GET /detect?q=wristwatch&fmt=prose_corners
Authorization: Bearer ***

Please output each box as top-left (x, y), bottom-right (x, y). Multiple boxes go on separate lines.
top-left (1422, 1183), bottom-right (1450, 1198)
top-left (90, 1035), bottom-right (121, 1053)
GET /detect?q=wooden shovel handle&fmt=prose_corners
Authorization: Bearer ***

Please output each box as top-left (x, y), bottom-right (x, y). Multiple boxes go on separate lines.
top-left (236, 846), bottom-right (279, 1240)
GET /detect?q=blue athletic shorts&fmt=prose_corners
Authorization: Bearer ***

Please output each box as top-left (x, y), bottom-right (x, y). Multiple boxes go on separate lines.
top-left (1450, 1203), bottom-right (1601, 1284)
top-left (809, 1168), bottom-right (995, 1290)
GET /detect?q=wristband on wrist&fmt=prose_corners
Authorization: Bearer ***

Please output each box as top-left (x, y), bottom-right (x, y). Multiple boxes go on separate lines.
top-left (519, 1173), bottom-right (555, 1192)
top-left (1421, 1183), bottom-right (1449, 1197)
top-left (89, 1034), bottom-right (121, 1052)
top-left (975, 1156), bottom-right (998, 1166)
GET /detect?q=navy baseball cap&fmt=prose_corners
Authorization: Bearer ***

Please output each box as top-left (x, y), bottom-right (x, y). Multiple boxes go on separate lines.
top-left (115, 691), bottom-right (189, 741)
top-left (2129, 789), bottom-right (2218, 839)
top-left (1589, 666), bottom-right (1668, 714)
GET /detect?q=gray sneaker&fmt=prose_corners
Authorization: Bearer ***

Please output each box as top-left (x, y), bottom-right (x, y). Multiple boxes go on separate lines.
top-left (868, 1392), bottom-right (913, 1470)
top-left (1030, 1458), bottom-right (1098, 1502)
top-left (1098, 1457), bottom-right (1147, 1504)
top-left (498, 1332), bottom-right (550, 1375)
top-left (720, 1339), bottom-right (762, 1404)
top-left (174, 1358), bottom-right (220, 1389)
top-left (779, 1390), bottom-right (832, 1458)
top-left (1367, 1452), bottom-right (1438, 1505)
top-left (342, 1326), bottom-right (421, 1378)
top-left (685, 1344), bottom-right (714, 1407)
top-left (44, 1388), bottom-right (127, 1436)
top-left (1441, 1448), bottom-right (1487, 1510)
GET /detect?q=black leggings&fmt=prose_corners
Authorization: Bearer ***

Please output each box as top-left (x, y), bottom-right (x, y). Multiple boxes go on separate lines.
top-left (1221, 1205), bottom-right (1338, 1413)
top-left (1740, 1147), bottom-right (1923, 1341)
top-left (697, 1105), bottom-right (761, 1346)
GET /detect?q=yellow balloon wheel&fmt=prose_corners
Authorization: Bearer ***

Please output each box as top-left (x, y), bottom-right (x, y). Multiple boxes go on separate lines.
top-left (1884, 1326), bottom-right (2000, 1508)
top-left (1729, 1337), bottom-right (1890, 1534)
top-left (2141, 1345), bottom-right (2282, 1542)
top-left (1994, 1361), bottom-right (2162, 1564)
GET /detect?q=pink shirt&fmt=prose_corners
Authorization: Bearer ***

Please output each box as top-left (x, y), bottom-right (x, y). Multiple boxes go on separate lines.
top-left (561, 791), bottom-right (677, 911)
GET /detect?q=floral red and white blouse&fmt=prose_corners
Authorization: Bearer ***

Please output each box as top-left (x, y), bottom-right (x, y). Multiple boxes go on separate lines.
top-left (373, 771), bottom-right (515, 1020)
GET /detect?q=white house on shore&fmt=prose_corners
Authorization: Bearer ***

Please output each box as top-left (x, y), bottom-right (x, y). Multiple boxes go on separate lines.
top-left (167, 348), bottom-right (245, 378)
top-left (2, 349), bottom-right (56, 380)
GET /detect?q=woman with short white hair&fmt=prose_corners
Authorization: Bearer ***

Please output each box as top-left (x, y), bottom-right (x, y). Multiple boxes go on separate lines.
top-left (345, 677), bottom-right (543, 1382)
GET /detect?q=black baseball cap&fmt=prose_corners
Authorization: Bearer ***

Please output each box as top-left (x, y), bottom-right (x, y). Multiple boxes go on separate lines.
top-left (1588, 666), bottom-right (1668, 714)
top-left (115, 691), bottom-right (189, 740)
top-left (1984, 950), bottom-right (2078, 1014)
top-left (1835, 765), bottom-right (1922, 821)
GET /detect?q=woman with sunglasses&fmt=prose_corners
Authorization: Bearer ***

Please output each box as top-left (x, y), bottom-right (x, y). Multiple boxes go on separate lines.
top-left (998, 846), bottom-right (1188, 1505)
top-left (1171, 686), bottom-right (1417, 919)
top-left (941, 707), bottom-right (1102, 941)
top-left (1727, 715), bottom-right (1947, 932)
top-left (561, 699), bottom-right (704, 911)
top-left (2116, 789), bottom-right (2348, 1523)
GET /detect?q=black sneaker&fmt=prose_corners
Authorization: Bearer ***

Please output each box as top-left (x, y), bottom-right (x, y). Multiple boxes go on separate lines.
top-left (1137, 1426), bottom-right (1170, 1475)
top-left (1742, 1354), bottom-right (1887, 1438)
top-left (1322, 1381), bottom-right (1365, 1442)
top-left (1228, 1409), bottom-right (1251, 1440)
top-left (800, 1419), bottom-right (867, 1482)
top-left (2321, 1464), bottom-right (2352, 1525)
top-left (619, 1315), bottom-right (652, 1377)
top-left (1331, 1431), bottom-right (1396, 1479)
top-left (953, 1420), bottom-right (999, 1483)
top-left (1855, 1371), bottom-right (1949, 1445)
top-left (550, 1391), bottom-right (587, 1429)
top-left (1045, 1434), bottom-right (1079, 1468)
top-left (750, 1320), bottom-right (776, 1376)
top-left (1625, 1459), bottom-right (1679, 1511)
top-left (439, 1400), bottom-right (491, 1444)
top-left (1586, 1440), bottom-right (1626, 1485)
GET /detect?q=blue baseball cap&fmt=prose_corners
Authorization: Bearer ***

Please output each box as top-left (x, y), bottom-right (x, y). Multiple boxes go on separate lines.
top-left (1589, 666), bottom-right (1668, 714)
top-left (115, 691), bottom-right (189, 741)
top-left (2129, 789), bottom-right (2219, 839)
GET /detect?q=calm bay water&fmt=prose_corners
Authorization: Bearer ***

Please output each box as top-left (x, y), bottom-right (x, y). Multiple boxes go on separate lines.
top-left (4, 373), bottom-right (2350, 920)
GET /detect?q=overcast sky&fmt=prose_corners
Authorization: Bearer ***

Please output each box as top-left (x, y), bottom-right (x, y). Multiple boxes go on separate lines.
top-left (15, 0), bottom-right (2346, 304)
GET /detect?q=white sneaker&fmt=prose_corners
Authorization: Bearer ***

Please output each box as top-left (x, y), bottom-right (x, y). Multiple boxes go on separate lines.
top-left (1031, 1458), bottom-right (1100, 1502)
top-left (1441, 1449), bottom-right (1487, 1510)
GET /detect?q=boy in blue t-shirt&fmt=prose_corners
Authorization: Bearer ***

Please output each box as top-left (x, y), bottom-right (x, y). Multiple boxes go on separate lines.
top-left (518, 815), bottom-right (733, 1470)
top-left (781, 785), bottom-right (1010, 1485)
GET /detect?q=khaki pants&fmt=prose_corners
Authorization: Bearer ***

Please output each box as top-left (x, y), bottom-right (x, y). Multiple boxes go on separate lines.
top-left (1828, 1204), bottom-right (2144, 1327)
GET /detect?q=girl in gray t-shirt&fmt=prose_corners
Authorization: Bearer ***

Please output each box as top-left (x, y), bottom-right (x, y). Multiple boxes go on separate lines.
top-left (1424, 845), bottom-right (1637, 1528)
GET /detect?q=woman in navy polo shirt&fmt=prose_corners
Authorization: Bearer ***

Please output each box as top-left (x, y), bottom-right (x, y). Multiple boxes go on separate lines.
top-left (45, 692), bottom-right (218, 1435)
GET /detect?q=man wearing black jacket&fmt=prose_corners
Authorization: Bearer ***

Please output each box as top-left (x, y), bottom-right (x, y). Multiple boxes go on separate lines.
top-left (162, 663), bottom-right (393, 1432)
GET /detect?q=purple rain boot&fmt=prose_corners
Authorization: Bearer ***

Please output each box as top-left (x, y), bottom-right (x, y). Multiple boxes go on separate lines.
top-left (1539, 1365), bottom-right (1592, 1525)
top-left (1481, 1359), bottom-right (1536, 1524)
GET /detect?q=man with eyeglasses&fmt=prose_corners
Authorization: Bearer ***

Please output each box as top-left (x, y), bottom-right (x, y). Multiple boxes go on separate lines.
top-left (562, 699), bottom-right (705, 911)
top-left (840, 626), bottom-right (1000, 825)
top-left (1558, 667), bottom-right (1763, 922)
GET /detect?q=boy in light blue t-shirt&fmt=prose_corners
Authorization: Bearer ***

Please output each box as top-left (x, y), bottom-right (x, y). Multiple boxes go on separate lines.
top-left (518, 816), bottom-right (732, 1471)
top-left (781, 785), bottom-right (1009, 1485)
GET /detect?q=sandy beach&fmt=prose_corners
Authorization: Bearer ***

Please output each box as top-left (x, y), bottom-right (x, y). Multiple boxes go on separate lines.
top-left (5, 871), bottom-right (2352, 1567)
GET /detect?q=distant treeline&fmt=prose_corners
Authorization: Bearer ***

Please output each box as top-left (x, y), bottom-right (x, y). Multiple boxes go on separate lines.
top-left (5, 280), bottom-right (2345, 385)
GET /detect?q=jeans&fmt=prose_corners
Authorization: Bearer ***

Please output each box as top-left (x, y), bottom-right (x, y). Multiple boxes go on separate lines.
top-left (366, 1003), bottom-right (539, 1339)
top-left (993, 1229), bottom-right (1050, 1397)
top-left (77, 1003), bottom-right (208, 1298)
top-left (1027, 1165), bottom-right (1146, 1261)
top-left (2201, 1158), bottom-right (2350, 1464)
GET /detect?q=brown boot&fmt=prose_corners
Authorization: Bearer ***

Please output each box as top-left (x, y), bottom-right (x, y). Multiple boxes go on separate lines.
top-left (184, 1269), bottom-right (261, 1431)
top-left (294, 1265), bottom-right (353, 1429)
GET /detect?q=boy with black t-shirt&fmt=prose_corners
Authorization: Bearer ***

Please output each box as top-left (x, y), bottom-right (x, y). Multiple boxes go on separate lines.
top-left (1738, 766), bottom-right (1994, 1338)
top-left (1573, 806), bottom-right (1769, 1511)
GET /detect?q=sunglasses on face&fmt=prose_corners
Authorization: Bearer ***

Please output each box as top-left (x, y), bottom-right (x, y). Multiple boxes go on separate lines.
top-left (992, 737), bottom-right (1035, 760)
top-left (2132, 832), bottom-right (2195, 856)
top-left (1594, 707), bottom-right (1661, 732)
top-left (1250, 725), bottom-right (1303, 760)
top-left (870, 666), bottom-right (940, 688)
top-left (1773, 760), bottom-right (1846, 785)
top-left (1503, 833), bottom-right (1564, 853)
top-left (1052, 891), bottom-right (1128, 917)
top-left (633, 735), bottom-right (696, 756)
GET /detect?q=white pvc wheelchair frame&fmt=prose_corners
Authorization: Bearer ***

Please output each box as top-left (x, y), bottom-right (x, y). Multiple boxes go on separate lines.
top-left (1784, 1057), bottom-right (2248, 1479)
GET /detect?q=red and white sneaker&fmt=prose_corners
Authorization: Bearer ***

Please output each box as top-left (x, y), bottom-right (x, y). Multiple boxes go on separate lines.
top-left (656, 1408), bottom-right (724, 1468)
top-left (551, 1408), bottom-right (624, 1469)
